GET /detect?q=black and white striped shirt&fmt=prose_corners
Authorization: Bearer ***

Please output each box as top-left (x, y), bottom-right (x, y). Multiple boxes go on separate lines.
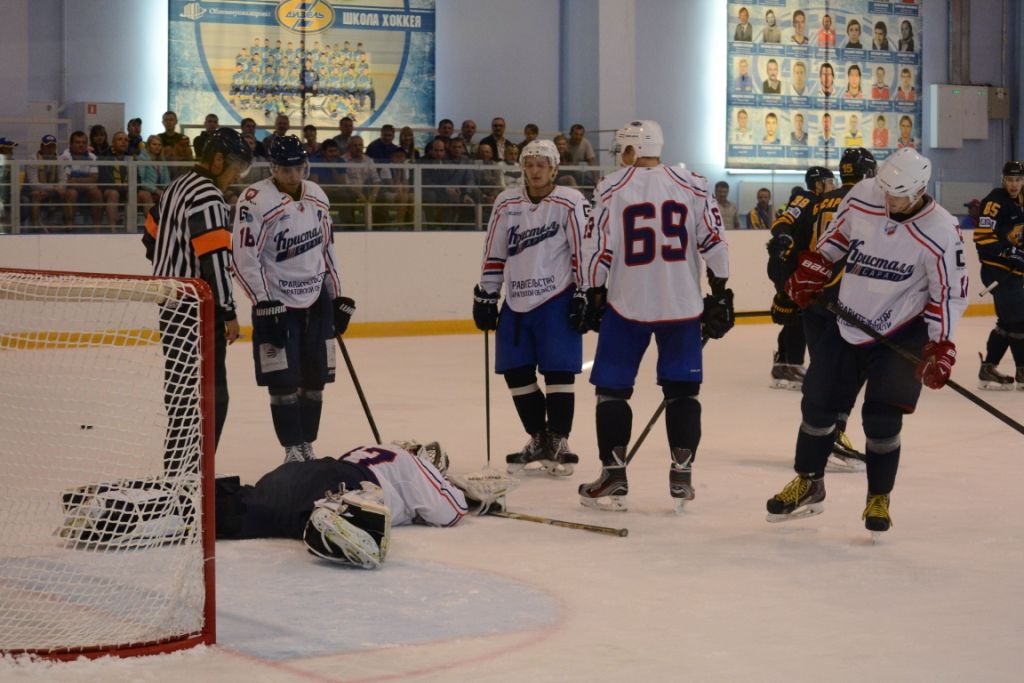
top-left (152, 168), bottom-right (236, 318)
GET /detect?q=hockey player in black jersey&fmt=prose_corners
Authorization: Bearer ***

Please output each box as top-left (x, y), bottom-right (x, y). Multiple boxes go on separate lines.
top-left (765, 165), bottom-right (834, 390)
top-left (974, 161), bottom-right (1024, 389)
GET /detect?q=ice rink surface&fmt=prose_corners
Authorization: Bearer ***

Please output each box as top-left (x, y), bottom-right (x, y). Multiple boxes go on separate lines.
top-left (4, 316), bottom-right (1023, 682)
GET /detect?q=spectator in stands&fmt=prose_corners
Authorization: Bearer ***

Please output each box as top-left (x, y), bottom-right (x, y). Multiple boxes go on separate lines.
top-left (420, 137), bottom-right (452, 227)
top-left (158, 111), bottom-right (188, 151)
top-left (500, 142), bottom-right (523, 188)
top-left (0, 137), bottom-right (13, 227)
top-left (89, 125), bottom-right (111, 158)
top-left (299, 124), bottom-right (319, 156)
top-left (436, 118), bottom-right (455, 142)
top-left (460, 119), bottom-right (478, 156)
top-left (960, 199), bottom-right (980, 231)
top-left (263, 114), bottom-right (291, 151)
top-left (444, 137), bottom-right (479, 227)
top-left (746, 187), bottom-right (773, 229)
top-left (366, 124), bottom-right (402, 162)
top-left (163, 132), bottom-right (195, 180)
top-left (519, 123), bottom-right (539, 151)
top-left (137, 135), bottom-right (170, 218)
top-left (338, 135), bottom-right (382, 227)
top-left (26, 134), bottom-right (64, 227)
top-left (332, 115), bottom-right (354, 150)
top-left (378, 147), bottom-right (412, 225)
top-left (240, 118), bottom-right (268, 159)
top-left (565, 123), bottom-right (596, 165)
top-left (714, 181), bottom-right (740, 229)
top-left (192, 114), bottom-right (220, 158)
top-left (476, 144), bottom-right (502, 218)
top-left (479, 117), bottom-right (508, 162)
top-left (59, 130), bottom-right (103, 228)
top-left (98, 131), bottom-right (132, 227)
top-left (398, 126), bottom-right (420, 161)
top-left (308, 139), bottom-right (345, 208)
top-left (126, 118), bottom-right (144, 156)
top-left (552, 134), bottom-right (579, 187)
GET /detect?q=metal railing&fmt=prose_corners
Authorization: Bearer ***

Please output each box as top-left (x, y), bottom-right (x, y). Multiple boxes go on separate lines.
top-left (0, 159), bottom-right (612, 234)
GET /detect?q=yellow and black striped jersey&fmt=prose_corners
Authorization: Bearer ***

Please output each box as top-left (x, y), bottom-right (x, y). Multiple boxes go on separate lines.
top-left (974, 187), bottom-right (1024, 274)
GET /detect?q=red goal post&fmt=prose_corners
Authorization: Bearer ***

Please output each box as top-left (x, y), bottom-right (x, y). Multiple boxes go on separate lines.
top-left (0, 268), bottom-right (217, 659)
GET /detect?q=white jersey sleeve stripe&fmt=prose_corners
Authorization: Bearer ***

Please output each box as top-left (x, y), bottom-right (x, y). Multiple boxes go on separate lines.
top-left (409, 456), bottom-right (468, 526)
top-left (905, 221), bottom-right (954, 340)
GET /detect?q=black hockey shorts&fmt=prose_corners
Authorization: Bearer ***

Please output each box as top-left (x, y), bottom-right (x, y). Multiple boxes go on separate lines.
top-left (252, 288), bottom-right (337, 388)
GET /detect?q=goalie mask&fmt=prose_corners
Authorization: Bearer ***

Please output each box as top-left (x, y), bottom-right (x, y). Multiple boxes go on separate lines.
top-left (392, 440), bottom-right (449, 474)
top-left (303, 490), bottom-right (392, 569)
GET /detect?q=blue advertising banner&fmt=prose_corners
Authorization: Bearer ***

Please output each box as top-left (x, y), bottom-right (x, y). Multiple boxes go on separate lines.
top-left (169, 0), bottom-right (435, 131)
top-left (726, 1), bottom-right (921, 169)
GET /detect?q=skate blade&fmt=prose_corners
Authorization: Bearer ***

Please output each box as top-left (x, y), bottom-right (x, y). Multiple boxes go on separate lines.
top-left (770, 379), bottom-right (802, 391)
top-left (765, 502), bottom-right (824, 523)
top-left (978, 381), bottom-right (1015, 392)
top-left (869, 530), bottom-right (887, 544)
top-left (825, 455), bottom-right (866, 473)
top-left (673, 499), bottom-right (690, 513)
top-left (580, 495), bottom-right (627, 512)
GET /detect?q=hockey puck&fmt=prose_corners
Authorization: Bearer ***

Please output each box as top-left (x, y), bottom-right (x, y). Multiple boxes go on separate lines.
top-left (80, 425), bottom-right (93, 430)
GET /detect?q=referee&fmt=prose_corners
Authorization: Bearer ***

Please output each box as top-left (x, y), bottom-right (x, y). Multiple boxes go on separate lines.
top-left (145, 128), bottom-right (252, 452)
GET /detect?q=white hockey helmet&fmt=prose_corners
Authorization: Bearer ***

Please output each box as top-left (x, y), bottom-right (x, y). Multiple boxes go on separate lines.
top-left (616, 120), bottom-right (664, 158)
top-left (519, 139), bottom-right (560, 169)
top-left (875, 147), bottom-right (931, 200)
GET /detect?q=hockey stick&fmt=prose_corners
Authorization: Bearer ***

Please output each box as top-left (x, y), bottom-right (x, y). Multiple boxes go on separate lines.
top-left (336, 336), bottom-right (382, 443)
top-left (624, 335), bottom-right (710, 466)
top-left (490, 510), bottom-right (628, 537)
top-left (825, 302), bottom-right (1024, 436)
top-left (484, 330), bottom-right (492, 467)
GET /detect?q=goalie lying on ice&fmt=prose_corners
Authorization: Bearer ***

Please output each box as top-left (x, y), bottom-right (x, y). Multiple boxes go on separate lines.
top-left (214, 441), bottom-right (517, 568)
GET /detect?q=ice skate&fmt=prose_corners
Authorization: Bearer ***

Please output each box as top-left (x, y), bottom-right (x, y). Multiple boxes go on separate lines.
top-left (978, 354), bottom-right (1014, 391)
top-left (826, 431), bottom-right (866, 472)
top-left (862, 493), bottom-right (892, 542)
top-left (579, 448), bottom-right (627, 512)
top-left (766, 474), bottom-right (825, 522)
top-left (770, 353), bottom-right (805, 391)
top-left (300, 442), bottom-right (317, 461)
top-left (1017, 367), bottom-right (1024, 391)
top-left (669, 448), bottom-right (695, 512)
top-left (506, 433), bottom-right (549, 475)
top-left (543, 432), bottom-right (579, 477)
top-left (284, 445), bottom-right (305, 463)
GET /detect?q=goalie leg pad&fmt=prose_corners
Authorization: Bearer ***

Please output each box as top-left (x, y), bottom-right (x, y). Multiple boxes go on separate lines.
top-left (59, 479), bottom-right (194, 547)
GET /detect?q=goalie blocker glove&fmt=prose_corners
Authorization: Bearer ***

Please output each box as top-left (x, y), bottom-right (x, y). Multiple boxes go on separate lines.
top-left (472, 285), bottom-right (500, 331)
top-left (916, 339), bottom-right (956, 389)
top-left (785, 250), bottom-right (833, 309)
top-left (253, 300), bottom-right (288, 348)
top-left (333, 296), bottom-right (356, 336)
top-left (701, 289), bottom-right (735, 339)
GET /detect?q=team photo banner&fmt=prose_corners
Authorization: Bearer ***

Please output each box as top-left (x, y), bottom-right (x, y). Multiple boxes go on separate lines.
top-left (726, 0), bottom-right (921, 170)
top-left (169, 0), bottom-right (435, 132)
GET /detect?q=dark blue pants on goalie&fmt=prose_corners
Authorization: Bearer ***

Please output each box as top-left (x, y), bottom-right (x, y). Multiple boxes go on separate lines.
top-left (252, 287), bottom-right (336, 388)
top-left (494, 288), bottom-right (582, 374)
top-left (590, 308), bottom-right (703, 390)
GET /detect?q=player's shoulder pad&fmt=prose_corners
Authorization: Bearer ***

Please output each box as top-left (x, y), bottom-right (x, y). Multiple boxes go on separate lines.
top-left (305, 180), bottom-right (330, 204)
top-left (492, 186), bottom-right (526, 209)
top-left (552, 184), bottom-right (589, 205)
top-left (595, 166), bottom-right (633, 196)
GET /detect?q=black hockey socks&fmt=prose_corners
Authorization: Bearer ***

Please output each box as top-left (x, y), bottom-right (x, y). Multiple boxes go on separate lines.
top-left (543, 372), bottom-right (575, 437)
top-left (793, 420), bottom-right (834, 477)
top-left (777, 321), bottom-right (807, 365)
top-left (269, 389), bottom-right (303, 447)
top-left (864, 435), bottom-right (901, 494)
top-left (596, 395), bottom-right (632, 466)
top-left (984, 327), bottom-right (1010, 365)
top-left (663, 390), bottom-right (701, 456)
top-left (504, 368), bottom-right (546, 436)
top-left (298, 388), bottom-right (324, 444)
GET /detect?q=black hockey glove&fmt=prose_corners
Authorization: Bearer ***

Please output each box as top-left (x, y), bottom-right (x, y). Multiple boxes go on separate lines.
top-left (766, 233), bottom-right (795, 291)
top-left (253, 300), bottom-right (288, 348)
top-left (770, 291), bottom-right (801, 325)
top-left (584, 286), bottom-right (608, 332)
top-left (702, 289), bottom-right (735, 339)
top-left (569, 290), bottom-right (589, 333)
top-left (333, 296), bottom-right (356, 336)
top-left (472, 285), bottom-right (500, 331)
top-left (1001, 247), bottom-right (1024, 273)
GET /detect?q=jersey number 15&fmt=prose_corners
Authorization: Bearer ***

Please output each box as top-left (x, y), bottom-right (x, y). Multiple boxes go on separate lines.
top-left (623, 201), bottom-right (689, 266)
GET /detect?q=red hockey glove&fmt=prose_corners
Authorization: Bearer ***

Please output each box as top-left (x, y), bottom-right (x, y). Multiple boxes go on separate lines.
top-left (916, 340), bottom-right (956, 389)
top-left (784, 250), bottom-right (833, 309)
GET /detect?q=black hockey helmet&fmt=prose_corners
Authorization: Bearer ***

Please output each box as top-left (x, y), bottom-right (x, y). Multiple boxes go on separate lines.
top-left (839, 147), bottom-right (878, 183)
top-left (1002, 160), bottom-right (1024, 177)
top-left (805, 165), bottom-right (835, 190)
top-left (269, 134), bottom-right (308, 167)
top-left (199, 127), bottom-right (252, 172)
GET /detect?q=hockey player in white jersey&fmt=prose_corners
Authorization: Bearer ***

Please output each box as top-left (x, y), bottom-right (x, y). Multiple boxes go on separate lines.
top-left (473, 139), bottom-right (593, 476)
top-left (766, 147), bottom-right (968, 536)
top-left (577, 120), bottom-right (734, 512)
top-left (233, 135), bottom-right (356, 463)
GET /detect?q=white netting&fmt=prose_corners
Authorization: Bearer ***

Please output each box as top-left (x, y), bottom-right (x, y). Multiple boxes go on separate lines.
top-left (0, 270), bottom-right (210, 655)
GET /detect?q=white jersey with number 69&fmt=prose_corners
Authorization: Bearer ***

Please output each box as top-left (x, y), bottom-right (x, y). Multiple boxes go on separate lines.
top-left (585, 165), bottom-right (729, 323)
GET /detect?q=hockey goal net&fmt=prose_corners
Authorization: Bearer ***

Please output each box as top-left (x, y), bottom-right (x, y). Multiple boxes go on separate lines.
top-left (0, 268), bottom-right (216, 659)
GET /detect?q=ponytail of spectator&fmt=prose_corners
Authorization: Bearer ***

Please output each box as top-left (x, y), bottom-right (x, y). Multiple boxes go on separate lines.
top-left (398, 126), bottom-right (420, 161)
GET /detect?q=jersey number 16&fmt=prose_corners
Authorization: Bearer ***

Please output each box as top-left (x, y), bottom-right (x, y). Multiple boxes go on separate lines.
top-left (623, 201), bottom-right (689, 266)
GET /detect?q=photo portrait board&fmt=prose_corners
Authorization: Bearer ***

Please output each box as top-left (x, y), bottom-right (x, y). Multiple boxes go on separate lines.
top-left (168, 0), bottom-right (435, 131)
top-left (726, 1), bottom-right (921, 170)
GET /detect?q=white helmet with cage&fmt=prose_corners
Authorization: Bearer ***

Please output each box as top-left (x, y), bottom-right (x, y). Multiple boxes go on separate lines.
top-left (615, 120), bottom-right (664, 159)
top-left (519, 139), bottom-right (560, 169)
top-left (875, 147), bottom-right (931, 200)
